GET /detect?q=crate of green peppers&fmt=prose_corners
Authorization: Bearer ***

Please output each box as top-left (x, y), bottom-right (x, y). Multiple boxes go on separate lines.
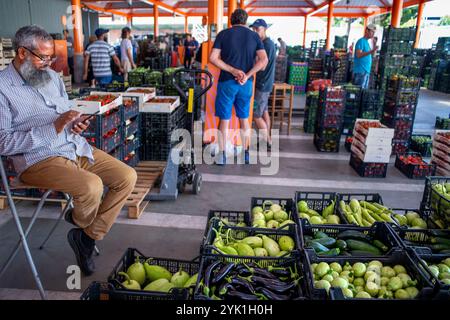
top-left (302, 221), bottom-right (402, 259)
top-left (194, 255), bottom-right (308, 300)
top-left (306, 249), bottom-right (436, 300)
top-left (429, 182), bottom-right (450, 225)
top-left (411, 135), bottom-right (432, 157)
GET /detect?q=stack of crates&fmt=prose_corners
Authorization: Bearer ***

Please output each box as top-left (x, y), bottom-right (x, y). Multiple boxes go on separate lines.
top-left (378, 27), bottom-right (417, 92)
top-left (121, 96), bottom-right (141, 167)
top-left (328, 50), bottom-right (350, 85)
top-left (144, 71), bottom-right (164, 93)
top-left (309, 40), bottom-right (318, 58)
top-left (0, 38), bottom-right (14, 71)
top-left (288, 62), bottom-right (308, 94)
top-left (140, 102), bottom-right (185, 161)
top-left (382, 75), bottom-right (420, 155)
top-left (307, 58), bottom-right (323, 89)
top-left (303, 91), bottom-right (319, 133)
top-left (128, 68), bottom-right (149, 87)
top-left (163, 67), bottom-right (184, 96)
top-left (275, 55), bottom-right (288, 82)
top-left (342, 84), bottom-right (361, 135)
top-left (360, 89), bottom-right (383, 120)
top-left (313, 86), bottom-right (345, 152)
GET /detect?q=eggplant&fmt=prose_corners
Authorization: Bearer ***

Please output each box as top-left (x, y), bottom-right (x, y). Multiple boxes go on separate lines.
top-left (252, 267), bottom-right (279, 280)
top-left (226, 290), bottom-right (259, 300)
top-left (212, 263), bottom-right (235, 284)
top-left (256, 287), bottom-right (291, 300)
top-left (269, 268), bottom-right (290, 278)
top-left (218, 282), bottom-right (235, 296)
top-left (250, 276), bottom-right (298, 293)
top-left (228, 277), bottom-right (256, 294)
top-left (203, 260), bottom-right (222, 297)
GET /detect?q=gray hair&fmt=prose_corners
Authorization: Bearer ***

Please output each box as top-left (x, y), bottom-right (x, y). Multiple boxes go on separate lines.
top-left (13, 25), bottom-right (53, 52)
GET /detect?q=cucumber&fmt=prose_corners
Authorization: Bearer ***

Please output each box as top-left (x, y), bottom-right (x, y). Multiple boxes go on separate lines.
top-left (439, 249), bottom-right (450, 254)
top-left (307, 241), bottom-right (329, 253)
top-left (304, 235), bottom-right (314, 242)
top-left (337, 230), bottom-right (371, 242)
top-left (430, 237), bottom-right (450, 246)
top-left (339, 251), bottom-right (352, 256)
top-left (346, 239), bottom-right (382, 255)
top-left (314, 231), bottom-right (329, 239)
top-left (373, 240), bottom-right (389, 252)
top-left (336, 240), bottom-right (347, 250)
top-left (428, 230), bottom-right (450, 237)
top-left (317, 248), bottom-right (340, 256)
top-left (430, 243), bottom-right (450, 251)
top-left (311, 237), bottom-right (336, 248)
top-left (350, 250), bottom-right (377, 256)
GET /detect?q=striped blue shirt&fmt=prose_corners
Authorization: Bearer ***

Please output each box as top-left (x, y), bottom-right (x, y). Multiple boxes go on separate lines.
top-left (86, 40), bottom-right (116, 77)
top-left (0, 63), bottom-right (94, 175)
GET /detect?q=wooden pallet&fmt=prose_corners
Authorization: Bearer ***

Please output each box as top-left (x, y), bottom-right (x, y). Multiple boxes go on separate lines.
top-left (0, 195), bottom-right (68, 211)
top-left (125, 161), bottom-right (165, 219)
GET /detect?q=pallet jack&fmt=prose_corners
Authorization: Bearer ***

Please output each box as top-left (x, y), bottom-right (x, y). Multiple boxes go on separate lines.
top-left (146, 68), bottom-right (213, 200)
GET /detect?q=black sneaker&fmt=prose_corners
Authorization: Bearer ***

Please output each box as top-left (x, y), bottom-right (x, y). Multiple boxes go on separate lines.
top-left (64, 208), bottom-right (77, 226)
top-left (67, 228), bottom-right (95, 276)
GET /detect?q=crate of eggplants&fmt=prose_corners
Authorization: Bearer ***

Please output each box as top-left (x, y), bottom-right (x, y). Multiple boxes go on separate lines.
top-left (194, 256), bottom-right (307, 300)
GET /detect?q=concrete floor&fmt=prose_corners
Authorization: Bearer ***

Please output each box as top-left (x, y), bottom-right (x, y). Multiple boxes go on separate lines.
top-left (0, 89), bottom-right (449, 299)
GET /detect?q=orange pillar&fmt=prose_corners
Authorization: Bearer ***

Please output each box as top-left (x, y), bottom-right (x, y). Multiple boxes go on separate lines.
top-left (71, 0), bottom-right (83, 83)
top-left (228, 0), bottom-right (237, 28)
top-left (303, 16), bottom-right (308, 48)
top-left (326, 0), bottom-right (334, 50)
top-left (363, 17), bottom-right (368, 35)
top-left (127, 16), bottom-right (132, 28)
top-left (391, 0), bottom-right (404, 28)
top-left (184, 16), bottom-right (189, 33)
top-left (414, 0), bottom-right (425, 48)
top-left (154, 4), bottom-right (159, 37)
top-left (239, 0), bottom-right (244, 9)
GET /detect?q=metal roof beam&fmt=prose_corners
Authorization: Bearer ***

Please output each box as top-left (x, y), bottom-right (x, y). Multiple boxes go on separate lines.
top-left (306, 0), bottom-right (344, 17)
top-left (139, 0), bottom-right (187, 16)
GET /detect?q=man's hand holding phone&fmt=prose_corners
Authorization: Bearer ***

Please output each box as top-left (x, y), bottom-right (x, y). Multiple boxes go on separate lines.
top-left (71, 112), bottom-right (98, 135)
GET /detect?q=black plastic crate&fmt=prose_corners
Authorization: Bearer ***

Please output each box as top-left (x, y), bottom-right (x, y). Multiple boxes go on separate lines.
top-left (202, 223), bottom-right (302, 259)
top-left (251, 197), bottom-right (298, 224)
top-left (344, 136), bottom-right (353, 152)
top-left (392, 139), bottom-right (410, 155)
top-left (124, 135), bottom-right (141, 156)
top-left (82, 108), bottom-right (122, 137)
top-left (123, 151), bottom-right (139, 168)
top-left (349, 153), bottom-right (388, 178)
top-left (414, 252), bottom-right (450, 296)
top-left (301, 220), bottom-right (403, 259)
top-left (395, 152), bottom-right (436, 179)
top-left (411, 135), bottom-right (433, 157)
top-left (83, 127), bottom-right (123, 154)
top-left (421, 176), bottom-right (450, 212)
top-left (428, 188), bottom-right (450, 226)
top-left (122, 97), bottom-right (139, 122)
top-left (383, 101), bottom-right (416, 119)
top-left (109, 144), bottom-right (123, 161)
top-left (104, 248), bottom-right (199, 300)
top-left (336, 192), bottom-right (384, 225)
top-left (305, 249), bottom-right (436, 300)
top-left (140, 105), bottom-right (185, 132)
top-left (123, 116), bottom-right (139, 138)
top-left (128, 72), bottom-right (145, 86)
top-left (203, 210), bottom-right (251, 239)
top-left (295, 191), bottom-right (337, 215)
top-left (194, 255), bottom-right (308, 300)
top-left (315, 127), bottom-right (341, 140)
top-left (314, 134), bottom-right (340, 152)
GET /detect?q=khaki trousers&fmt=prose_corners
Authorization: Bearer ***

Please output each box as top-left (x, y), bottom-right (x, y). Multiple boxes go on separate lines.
top-left (20, 148), bottom-right (137, 240)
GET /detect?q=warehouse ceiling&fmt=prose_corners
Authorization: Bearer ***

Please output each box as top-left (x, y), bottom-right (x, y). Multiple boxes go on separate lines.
top-left (81, 0), bottom-right (434, 18)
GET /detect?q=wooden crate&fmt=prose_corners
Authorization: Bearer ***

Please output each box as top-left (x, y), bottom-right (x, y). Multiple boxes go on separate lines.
top-left (0, 195), bottom-right (68, 211)
top-left (125, 161), bottom-right (165, 219)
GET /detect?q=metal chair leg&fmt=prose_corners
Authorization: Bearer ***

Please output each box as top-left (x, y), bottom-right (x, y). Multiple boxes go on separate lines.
top-left (0, 164), bottom-right (47, 300)
top-left (0, 190), bottom-right (51, 279)
top-left (94, 245), bottom-right (100, 256)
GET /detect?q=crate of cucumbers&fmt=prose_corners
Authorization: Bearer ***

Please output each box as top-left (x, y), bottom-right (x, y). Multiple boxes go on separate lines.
top-left (194, 255), bottom-right (308, 300)
top-left (302, 221), bottom-right (403, 258)
top-left (305, 249), bottom-right (437, 300)
top-left (107, 248), bottom-right (200, 300)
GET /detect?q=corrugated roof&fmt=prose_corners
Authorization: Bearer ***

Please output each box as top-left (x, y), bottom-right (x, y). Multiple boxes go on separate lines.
top-left (81, 0), bottom-right (433, 17)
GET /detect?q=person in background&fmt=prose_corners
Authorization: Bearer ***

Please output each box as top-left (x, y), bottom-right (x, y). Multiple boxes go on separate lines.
top-left (277, 37), bottom-right (287, 56)
top-left (63, 29), bottom-right (74, 77)
top-left (183, 34), bottom-right (196, 69)
top-left (250, 19), bottom-right (276, 151)
top-left (131, 35), bottom-right (139, 67)
top-left (191, 36), bottom-right (199, 67)
top-left (209, 9), bottom-right (268, 165)
top-left (0, 25), bottom-right (137, 276)
top-left (353, 24), bottom-right (378, 89)
top-left (120, 27), bottom-right (136, 83)
top-left (83, 28), bottom-right (123, 87)
top-left (173, 34), bottom-right (181, 65)
top-left (85, 35), bottom-right (96, 87)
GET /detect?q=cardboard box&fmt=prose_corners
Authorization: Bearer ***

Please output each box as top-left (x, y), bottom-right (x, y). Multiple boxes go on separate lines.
top-left (354, 119), bottom-right (395, 140)
top-left (141, 96), bottom-right (181, 113)
top-left (70, 92), bottom-right (122, 115)
top-left (352, 138), bottom-right (392, 156)
top-left (124, 87), bottom-right (156, 109)
top-left (351, 144), bottom-right (391, 163)
top-left (353, 131), bottom-right (393, 147)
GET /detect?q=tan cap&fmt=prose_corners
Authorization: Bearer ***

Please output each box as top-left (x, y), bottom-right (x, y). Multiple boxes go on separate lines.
top-left (367, 24), bottom-right (377, 31)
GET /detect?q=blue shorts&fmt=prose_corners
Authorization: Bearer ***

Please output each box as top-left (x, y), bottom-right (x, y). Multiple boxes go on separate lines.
top-left (215, 79), bottom-right (253, 120)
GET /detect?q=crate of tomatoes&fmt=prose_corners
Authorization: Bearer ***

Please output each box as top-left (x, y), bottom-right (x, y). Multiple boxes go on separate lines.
top-left (395, 152), bottom-right (436, 179)
top-left (71, 93), bottom-right (123, 115)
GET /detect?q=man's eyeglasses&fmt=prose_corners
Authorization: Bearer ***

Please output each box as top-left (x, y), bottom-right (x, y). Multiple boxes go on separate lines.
top-left (21, 47), bottom-right (56, 64)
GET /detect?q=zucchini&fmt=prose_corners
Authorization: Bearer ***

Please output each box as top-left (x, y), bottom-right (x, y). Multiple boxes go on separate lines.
top-left (373, 240), bottom-right (389, 252)
top-left (314, 231), bottom-right (329, 239)
top-left (439, 249), bottom-right (450, 254)
top-left (304, 235), bottom-right (314, 242)
top-left (307, 241), bottom-right (329, 253)
top-left (346, 239), bottom-right (382, 255)
top-left (336, 240), bottom-right (347, 250)
top-left (339, 251), bottom-right (352, 256)
top-left (350, 250), bottom-right (377, 256)
top-left (317, 248), bottom-right (340, 256)
top-left (430, 243), bottom-right (450, 251)
top-left (337, 230), bottom-right (371, 242)
top-left (428, 230), bottom-right (450, 237)
top-left (311, 237), bottom-right (336, 248)
top-left (430, 237), bottom-right (450, 246)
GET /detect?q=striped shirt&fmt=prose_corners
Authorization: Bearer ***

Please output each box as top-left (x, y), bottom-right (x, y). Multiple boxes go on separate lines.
top-left (0, 64), bottom-right (94, 175)
top-left (85, 40), bottom-right (115, 77)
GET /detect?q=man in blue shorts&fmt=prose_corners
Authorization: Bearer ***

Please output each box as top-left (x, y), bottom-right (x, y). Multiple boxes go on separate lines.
top-left (353, 24), bottom-right (378, 89)
top-left (210, 8), bottom-right (268, 165)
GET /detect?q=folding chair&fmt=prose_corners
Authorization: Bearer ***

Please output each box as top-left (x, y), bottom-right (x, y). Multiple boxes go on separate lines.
top-left (0, 158), bottom-right (97, 300)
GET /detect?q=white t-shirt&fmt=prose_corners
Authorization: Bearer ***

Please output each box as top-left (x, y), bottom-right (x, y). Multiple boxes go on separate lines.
top-left (120, 39), bottom-right (133, 63)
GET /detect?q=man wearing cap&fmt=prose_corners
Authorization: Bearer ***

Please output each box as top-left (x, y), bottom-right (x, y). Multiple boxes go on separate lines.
top-left (83, 28), bottom-right (123, 86)
top-left (250, 19), bottom-right (276, 150)
top-left (209, 9), bottom-right (268, 165)
top-left (353, 24), bottom-right (378, 89)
